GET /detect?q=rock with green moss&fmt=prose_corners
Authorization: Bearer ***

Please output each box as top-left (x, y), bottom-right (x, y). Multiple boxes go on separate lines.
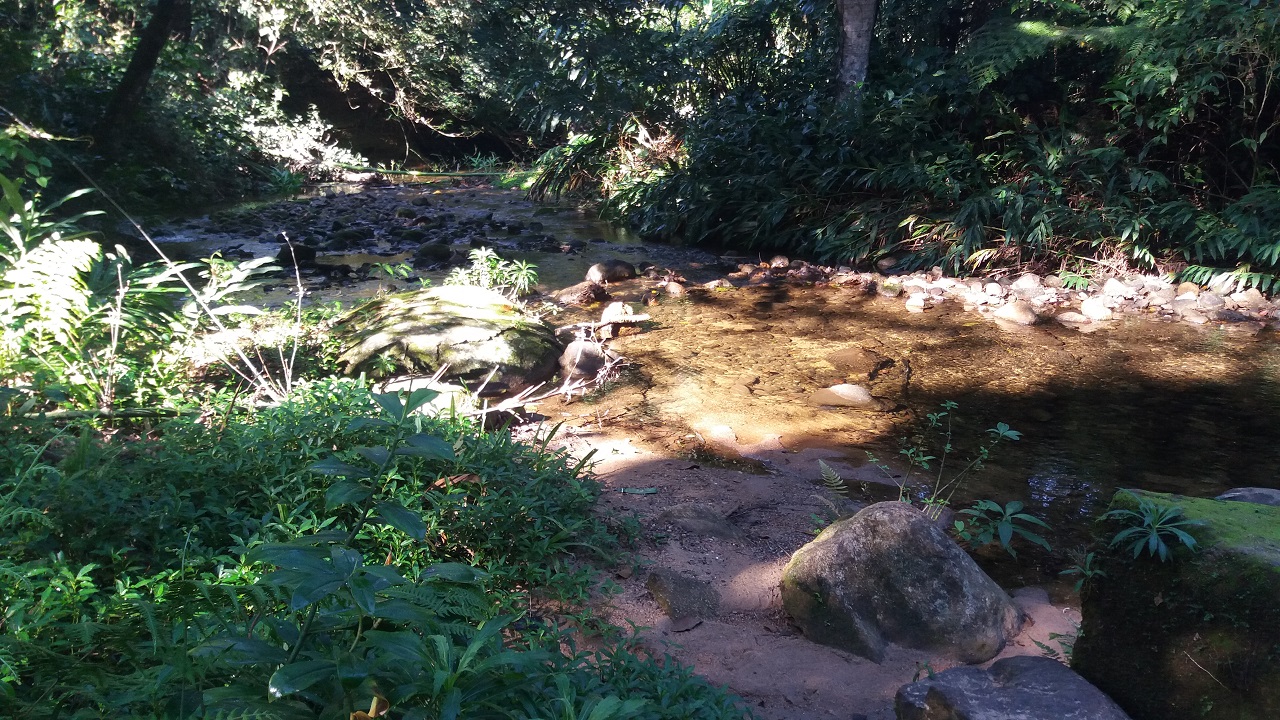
top-left (1074, 490), bottom-right (1280, 720)
top-left (333, 286), bottom-right (562, 389)
top-left (780, 501), bottom-right (1022, 663)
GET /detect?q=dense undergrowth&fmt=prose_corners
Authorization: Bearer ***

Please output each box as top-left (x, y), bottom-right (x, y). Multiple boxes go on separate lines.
top-left (0, 135), bottom-right (749, 719)
top-left (0, 382), bottom-right (748, 718)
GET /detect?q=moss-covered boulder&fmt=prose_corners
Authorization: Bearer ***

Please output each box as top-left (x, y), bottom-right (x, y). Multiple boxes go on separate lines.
top-left (334, 286), bottom-right (562, 389)
top-left (780, 502), bottom-right (1022, 663)
top-left (1074, 490), bottom-right (1280, 720)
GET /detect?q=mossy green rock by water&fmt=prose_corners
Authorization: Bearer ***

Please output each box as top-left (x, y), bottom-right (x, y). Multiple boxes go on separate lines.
top-left (334, 286), bottom-right (562, 389)
top-left (1074, 490), bottom-right (1280, 720)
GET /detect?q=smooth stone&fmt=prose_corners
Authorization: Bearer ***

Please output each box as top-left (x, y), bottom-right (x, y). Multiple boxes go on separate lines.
top-left (1055, 311), bottom-right (1091, 324)
top-left (1102, 277), bottom-right (1135, 298)
top-left (1215, 487), bottom-right (1280, 506)
top-left (896, 655), bottom-right (1132, 720)
top-left (983, 282), bottom-right (1006, 298)
top-left (1197, 292), bottom-right (1227, 310)
top-left (1176, 281), bottom-right (1200, 296)
top-left (993, 299), bottom-right (1039, 325)
top-left (1010, 273), bottom-right (1042, 291)
top-left (1080, 296), bottom-right (1113, 321)
top-left (811, 384), bottom-right (883, 409)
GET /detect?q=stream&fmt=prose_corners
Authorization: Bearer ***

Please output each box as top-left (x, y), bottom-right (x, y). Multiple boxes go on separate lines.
top-left (150, 180), bottom-right (1280, 572)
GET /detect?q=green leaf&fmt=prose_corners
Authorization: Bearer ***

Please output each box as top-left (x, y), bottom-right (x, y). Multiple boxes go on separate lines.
top-left (373, 392), bottom-right (405, 420)
top-left (290, 574), bottom-right (345, 610)
top-left (247, 545), bottom-right (330, 573)
top-left (310, 457), bottom-right (372, 479)
top-left (326, 479), bottom-right (372, 510)
top-left (405, 387), bottom-right (442, 414)
top-left (424, 563), bottom-right (490, 583)
top-left (269, 660), bottom-right (336, 697)
top-left (375, 501), bottom-right (427, 540)
top-left (397, 433), bottom-right (455, 461)
top-left (356, 446), bottom-right (392, 467)
top-left (347, 417), bottom-right (393, 432)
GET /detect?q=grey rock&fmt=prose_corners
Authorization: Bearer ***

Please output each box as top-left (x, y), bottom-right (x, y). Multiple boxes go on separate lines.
top-left (655, 503), bottom-right (744, 540)
top-left (1211, 308), bottom-right (1251, 323)
top-left (334, 286), bottom-right (562, 390)
top-left (560, 339), bottom-right (618, 384)
top-left (646, 568), bottom-right (720, 619)
top-left (1215, 487), bottom-right (1280, 507)
top-left (993, 299), bottom-right (1039, 326)
top-left (781, 502), bottom-right (1022, 663)
top-left (586, 259), bottom-right (637, 284)
top-left (1197, 292), bottom-right (1227, 310)
top-left (554, 281), bottom-right (610, 306)
top-left (896, 655), bottom-right (1132, 720)
top-left (1055, 311), bottom-right (1091, 325)
top-left (877, 281), bottom-right (904, 298)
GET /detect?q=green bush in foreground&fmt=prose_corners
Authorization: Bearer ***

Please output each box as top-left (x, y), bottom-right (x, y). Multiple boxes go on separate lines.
top-left (0, 380), bottom-right (749, 719)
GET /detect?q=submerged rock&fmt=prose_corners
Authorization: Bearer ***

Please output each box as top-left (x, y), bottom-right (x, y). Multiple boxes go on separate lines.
top-left (334, 286), bottom-right (561, 389)
top-left (896, 656), bottom-right (1132, 720)
top-left (780, 502), bottom-right (1022, 663)
top-left (1074, 491), bottom-right (1280, 720)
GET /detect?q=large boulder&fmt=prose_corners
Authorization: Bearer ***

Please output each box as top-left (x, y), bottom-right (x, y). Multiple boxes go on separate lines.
top-left (334, 286), bottom-right (561, 389)
top-left (1074, 490), bottom-right (1280, 720)
top-left (896, 655), bottom-right (1131, 720)
top-left (780, 502), bottom-right (1022, 663)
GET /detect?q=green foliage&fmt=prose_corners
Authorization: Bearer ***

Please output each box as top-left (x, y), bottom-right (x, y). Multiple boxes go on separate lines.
top-left (870, 402), bottom-right (1022, 519)
top-left (0, 381), bottom-right (749, 718)
top-left (445, 248), bottom-right (538, 299)
top-left (953, 499), bottom-right (1052, 558)
top-left (1060, 548), bottom-right (1106, 593)
top-left (1103, 489), bottom-right (1202, 562)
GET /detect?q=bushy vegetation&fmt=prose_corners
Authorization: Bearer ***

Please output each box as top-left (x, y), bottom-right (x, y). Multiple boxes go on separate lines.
top-left (519, 0), bottom-right (1280, 288)
top-left (0, 133), bottom-right (749, 720)
top-left (0, 383), bottom-right (748, 718)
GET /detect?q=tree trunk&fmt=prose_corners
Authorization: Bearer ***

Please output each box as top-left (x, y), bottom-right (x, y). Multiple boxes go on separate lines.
top-left (97, 0), bottom-right (188, 147)
top-left (835, 0), bottom-right (877, 99)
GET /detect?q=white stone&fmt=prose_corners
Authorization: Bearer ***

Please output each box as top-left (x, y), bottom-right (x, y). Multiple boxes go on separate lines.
top-left (983, 282), bottom-right (1006, 298)
top-left (1080, 296), bottom-right (1113, 321)
top-left (1010, 273), bottom-right (1042, 291)
top-left (1102, 278), bottom-right (1134, 298)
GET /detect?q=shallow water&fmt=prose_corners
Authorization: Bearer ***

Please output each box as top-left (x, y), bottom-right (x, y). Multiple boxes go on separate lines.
top-left (155, 183), bottom-right (1280, 559)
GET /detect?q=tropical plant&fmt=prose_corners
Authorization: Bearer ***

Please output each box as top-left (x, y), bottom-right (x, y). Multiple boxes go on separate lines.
top-left (445, 247), bottom-right (538, 299)
top-left (1060, 548), bottom-right (1106, 593)
top-left (869, 402), bottom-right (1022, 519)
top-left (1103, 489), bottom-right (1202, 562)
top-left (953, 499), bottom-right (1052, 558)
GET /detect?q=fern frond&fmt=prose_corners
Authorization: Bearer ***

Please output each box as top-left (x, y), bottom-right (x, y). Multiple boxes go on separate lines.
top-left (818, 460), bottom-right (848, 496)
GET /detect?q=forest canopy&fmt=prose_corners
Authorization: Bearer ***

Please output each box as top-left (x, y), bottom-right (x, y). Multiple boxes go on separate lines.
top-left (2, 0), bottom-right (1278, 286)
